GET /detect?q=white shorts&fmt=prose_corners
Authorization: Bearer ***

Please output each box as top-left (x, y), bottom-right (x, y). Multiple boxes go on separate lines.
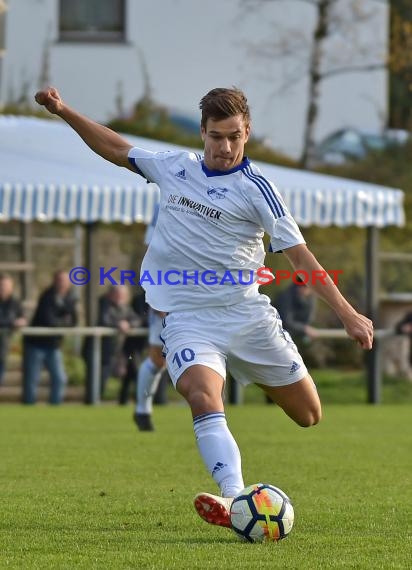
top-left (148, 308), bottom-right (164, 346)
top-left (160, 294), bottom-right (308, 387)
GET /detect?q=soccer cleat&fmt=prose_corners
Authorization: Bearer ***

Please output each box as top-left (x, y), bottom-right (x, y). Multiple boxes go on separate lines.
top-left (193, 492), bottom-right (233, 528)
top-left (133, 412), bottom-right (154, 432)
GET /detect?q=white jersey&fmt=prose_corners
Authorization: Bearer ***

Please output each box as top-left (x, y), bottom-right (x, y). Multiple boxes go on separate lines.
top-left (144, 202), bottom-right (159, 246)
top-left (128, 148), bottom-right (305, 312)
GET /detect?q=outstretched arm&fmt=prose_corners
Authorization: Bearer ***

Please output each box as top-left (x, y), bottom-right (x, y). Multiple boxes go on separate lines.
top-left (35, 87), bottom-right (134, 171)
top-left (283, 244), bottom-right (374, 350)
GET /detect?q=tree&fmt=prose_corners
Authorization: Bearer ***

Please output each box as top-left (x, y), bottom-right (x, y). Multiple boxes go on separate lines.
top-left (239, 0), bottom-right (388, 168)
top-left (388, 0), bottom-right (412, 129)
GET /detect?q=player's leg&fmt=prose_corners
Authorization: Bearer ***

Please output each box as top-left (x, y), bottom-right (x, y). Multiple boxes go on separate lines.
top-left (134, 345), bottom-right (165, 431)
top-left (175, 363), bottom-right (224, 415)
top-left (162, 308), bottom-right (246, 527)
top-left (134, 310), bottom-right (166, 431)
top-left (257, 374), bottom-right (321, 427)
top-left (176, 364), bottom-right (244, 527)
top-left (228, 294), bottom-right (321, 428)
top-left (177, 364), bottom-right (245, 497)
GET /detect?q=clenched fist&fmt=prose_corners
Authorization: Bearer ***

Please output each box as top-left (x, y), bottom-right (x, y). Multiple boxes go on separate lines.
top-left (34, 87), bottom-right (64, 115)
top-left (343, 312), bottom-right (374, 350)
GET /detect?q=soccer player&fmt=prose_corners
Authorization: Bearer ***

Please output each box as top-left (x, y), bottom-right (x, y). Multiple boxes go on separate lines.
top-left (134, 203), bottom-right (168, 432)
top-left (35, 86), bottom-right (373, 529)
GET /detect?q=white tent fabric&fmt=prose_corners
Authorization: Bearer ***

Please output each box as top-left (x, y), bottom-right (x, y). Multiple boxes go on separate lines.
top-left (0, 115), bottom-right (405, 227)
top-left (0, 116), bottom-right (159, 224)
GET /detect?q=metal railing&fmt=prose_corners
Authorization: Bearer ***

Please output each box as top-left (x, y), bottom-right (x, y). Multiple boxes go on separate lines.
top-left (13, 326), bottom-right (398, 405)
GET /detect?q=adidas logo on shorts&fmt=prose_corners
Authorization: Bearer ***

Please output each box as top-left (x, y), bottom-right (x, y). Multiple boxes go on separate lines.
top-left (289, 361), bottom-right (301, 374)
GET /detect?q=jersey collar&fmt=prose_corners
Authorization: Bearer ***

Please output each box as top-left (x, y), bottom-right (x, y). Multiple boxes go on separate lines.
top-left (201, 157), bottom-right (250, 177)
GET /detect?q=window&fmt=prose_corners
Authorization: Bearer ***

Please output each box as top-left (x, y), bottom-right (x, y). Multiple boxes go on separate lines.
top-left (59, 0), bottom-right (126, 43)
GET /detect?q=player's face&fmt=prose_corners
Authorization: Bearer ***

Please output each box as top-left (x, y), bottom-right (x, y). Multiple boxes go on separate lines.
top-left (201, 114), bottom-right (250, 171)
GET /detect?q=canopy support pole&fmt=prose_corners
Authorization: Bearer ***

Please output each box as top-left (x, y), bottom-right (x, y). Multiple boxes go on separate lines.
top-left (19, 222), bottom-right (32, 302)
top-left (365, 226), bottom-right (381, 404)
top-left (84, 222), bottom-right (101, 404)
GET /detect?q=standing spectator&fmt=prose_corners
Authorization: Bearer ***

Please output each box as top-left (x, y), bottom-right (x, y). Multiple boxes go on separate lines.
top-left (274, 278), bottom-right (318, 346)
top-left (0, 273), bottom-right (26, 385)
top-left (95, 285), bottom-right (141, 397)
top-left (23, 270), bottom-right (78, 404)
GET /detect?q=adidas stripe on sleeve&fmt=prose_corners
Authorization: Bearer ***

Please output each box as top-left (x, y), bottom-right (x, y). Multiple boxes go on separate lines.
top-left (246, 163), bottom-right (305, 252)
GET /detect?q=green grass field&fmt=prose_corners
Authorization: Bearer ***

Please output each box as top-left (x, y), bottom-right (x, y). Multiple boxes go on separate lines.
top-left (1, 403), bottom-right (411, 569)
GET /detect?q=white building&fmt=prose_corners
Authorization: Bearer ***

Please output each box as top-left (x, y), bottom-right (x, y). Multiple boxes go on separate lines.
top-left (0, 0), bottom-right (388, 159)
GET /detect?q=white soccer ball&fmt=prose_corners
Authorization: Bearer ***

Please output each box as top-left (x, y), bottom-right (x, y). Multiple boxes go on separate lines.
top-left (230, 483), bottom-right (294, 543)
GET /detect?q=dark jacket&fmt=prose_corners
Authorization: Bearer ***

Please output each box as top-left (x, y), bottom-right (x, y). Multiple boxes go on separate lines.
top-left (274, 284), bottom-right (316, 338)
top-left (0, 296), bottom-right (24, 360)
top-left (25, 286), bottom-right (78, 348)
top-left (121, 291), bottom-right (149, 357)
top-left (97, 295), bottom-right (141, 365)
top-left (395, 312), bottom-right (412, 366)
top-left (395, 312), bottom-right (412, 335)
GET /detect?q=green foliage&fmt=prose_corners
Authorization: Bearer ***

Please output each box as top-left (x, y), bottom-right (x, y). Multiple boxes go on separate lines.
top-left (317, 141), bottom-right (412, 217)
top-left (0, 102), bottom-right (52, 120)
top-left (0, 404), bottom-right (411, 569)
top-left (108, 96), bottom-right (202, 149)
top-left (64, 354), bottom-right (86, 386)
top-left (245, 139), bottom-right (297, 167)
top-left (389, 1), bottom-right (412, 128)
top-left (107, 94), bottom-right (295, 167)
top-left (313, 143), bottom-right (412, 296)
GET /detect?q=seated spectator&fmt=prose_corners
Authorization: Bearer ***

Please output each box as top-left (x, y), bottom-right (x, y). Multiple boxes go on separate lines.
top-left (23, 270), bottom-right (78, 404)
top-left (0, 273), bottom-right (27, 385)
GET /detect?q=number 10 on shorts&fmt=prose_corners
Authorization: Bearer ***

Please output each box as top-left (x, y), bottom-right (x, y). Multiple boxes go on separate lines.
top-left (172, 348), bottom-right (195, 368)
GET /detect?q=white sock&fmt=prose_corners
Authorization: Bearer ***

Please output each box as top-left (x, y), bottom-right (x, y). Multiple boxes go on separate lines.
top-left (136, 357), bottom-right (163, 414)
top-left (193, 412), bottom-right (244, 498)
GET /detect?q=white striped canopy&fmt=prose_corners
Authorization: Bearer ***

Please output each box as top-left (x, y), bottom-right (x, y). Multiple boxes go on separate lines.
top-left (0, 115), bottom-right (405, 227)
top-left (0, 116), bottom-right (159, 224)
top-left (257, 162), bottom-right (404, 228)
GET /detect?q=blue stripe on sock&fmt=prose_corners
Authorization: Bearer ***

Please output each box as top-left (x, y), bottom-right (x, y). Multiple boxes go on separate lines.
top-left (193, 412), bottom-right (226, 426)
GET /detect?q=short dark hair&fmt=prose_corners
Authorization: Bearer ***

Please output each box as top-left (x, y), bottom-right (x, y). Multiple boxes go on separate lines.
top-left (199, 87), bottom-right (250, 129)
